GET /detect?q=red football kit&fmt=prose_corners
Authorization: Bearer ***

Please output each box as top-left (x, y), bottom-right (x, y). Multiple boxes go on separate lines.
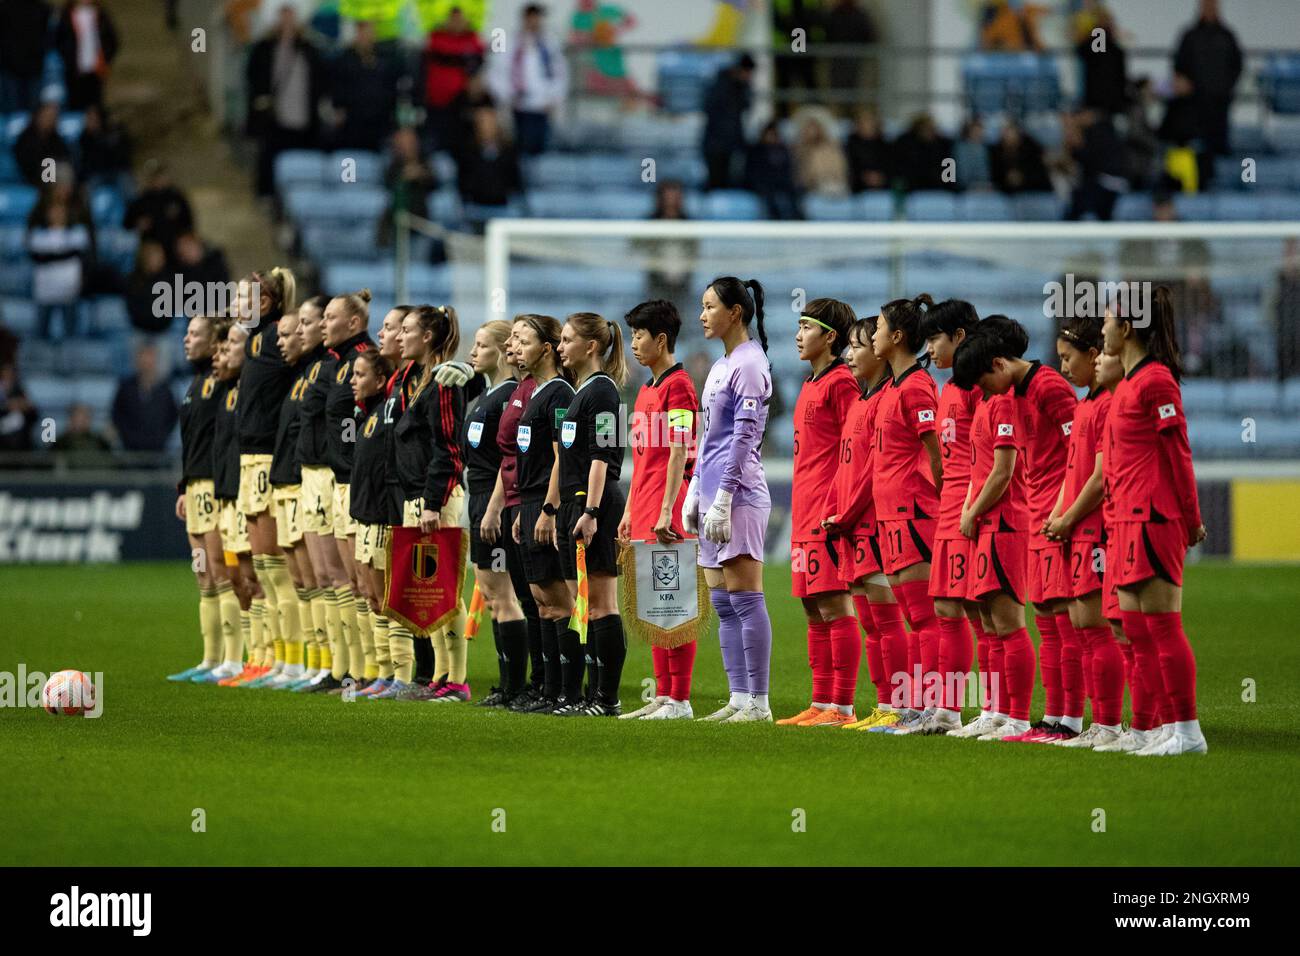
top-left (967, 392), bottom-right (1029, 601)
top-left (825, 376), bottom-right (890, 584)
top-left (872, 363), bottom-right (940, 574)
top-left (1012, 361), bottom-right (1076, 604)
top-left (1062, 388), bottom-right (1111, 597)
top-left (930, 379), bottom-right (981, 600)
top-left (627, 364), bottom-right (698, 540)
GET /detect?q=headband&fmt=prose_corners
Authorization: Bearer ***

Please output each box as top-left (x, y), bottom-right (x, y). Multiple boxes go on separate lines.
top-left (800, 314), bottom-right (835, 333)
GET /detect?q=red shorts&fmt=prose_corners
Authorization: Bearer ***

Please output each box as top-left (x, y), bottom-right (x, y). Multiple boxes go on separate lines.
top-left (1112, 519), bottom-right (1186, 588)
top-left (1027, 538), bottom-right (1071, 605)
top-left (791, 537), bottom-right (848, 597)
top-left (972, 529), bottom-right (1027, 604)
top-left (929, 535), bottom-right (972, 600)
top-left (1102, 534), bottom-right (1121, 620)
top-left (843, 532), bottom-right (883, 585)
top-left (1068, 537), bottom-right (1106, 599)
top-left (879, 517), bottom-right (936, 576)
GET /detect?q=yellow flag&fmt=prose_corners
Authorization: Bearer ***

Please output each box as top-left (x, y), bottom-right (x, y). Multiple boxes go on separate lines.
top-left (569, 543), bottom-right (589, 644)
top-left (465, 582), bottom-right (486, 640)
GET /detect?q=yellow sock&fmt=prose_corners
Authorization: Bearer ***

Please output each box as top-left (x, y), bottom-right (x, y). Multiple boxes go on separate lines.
top-left (249, 599), bottom-right (268, 665)
top-left (432, 626), bottom-right (449, 683)
top-left (337, 586), bottom-right (362, 678)
top-left (198, 588), bottom-right (222, 665)
top-left (234, 608), bottom-right (250, 664)
top-left (309, 588), bottom-right (329, 659)
top-left (264, 554), bottom-right (300, 646)
top-left (324, 588), bottom-right (347, 679)
top-left (445, 602), bottom-right (468, 683)
top-left (306, 642), bottom-right (320, 671)
top-left (216, 581), bottom-right (240, 663)
top-left (389, 625), bottom-right (414, 683)
top-left (354, 597), bottom-right (377, 679)
top-left (296, 587), bottom-right (314, 660)
top-left (372, 615), bottom-right (393, 679)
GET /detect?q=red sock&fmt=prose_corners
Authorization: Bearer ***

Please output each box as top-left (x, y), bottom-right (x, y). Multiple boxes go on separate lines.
top-left (937, 616), bottom-right (973, 712)
top-left (1036, 613), bottom-right (1062, 717)
top-left (1056, 612), bottom-right (1083, 719)
top-left (973, 620), bottom-right (992, 710)
top-left (1081, 633), bottom-right (1095, 702)
top-left (987, 629), bottom-right (1006, 714)
top-left (869, 600), bottom-right (907, 708)
top-left (854, 595), bottom-right (883, 697)
top-left (1144, 611), bottom-right (1198, 722)
top-left (1000, 627), bottom-right (1036, 722)
top-left (893, 580), bottom-right (939, 708)
top-left (829, 615), bottom-right (863, 707)
top-left (668, 640), bottom-right (696, 701)
top-left (1120, 610), bottom-right (1166, 730)
top-left (652, 646), bottom-right (671, 698)
top-left (1119, 642), bottom-right (1136, 724)
top-left (808, 620), bottom-right (834, 704)
top-left (1083, 626), bottom-right (1124, 726)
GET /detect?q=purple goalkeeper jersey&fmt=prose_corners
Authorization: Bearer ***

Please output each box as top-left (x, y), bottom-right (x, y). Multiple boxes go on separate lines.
top-left (697, 338), bottom-right (771, 508)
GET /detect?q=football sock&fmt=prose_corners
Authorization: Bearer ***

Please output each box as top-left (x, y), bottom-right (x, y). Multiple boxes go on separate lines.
top-left (853, 596), bottom-right (883, 706)
top-left (1084, 625), bottom-right (1124, 727)
top-left (937, 615), bottom-right (973, 713)
top-left (198, 587), bottom-right (222, 665)
top-left (1120, 610), bottom-right (1167, 730)
top-left (730, 590), bottom-right (772, 696)
top-left (1081, 633), bottom-right (1095, 702)
top-left (541, 619), bottom-right (562, 699)
top-left (388, 624), bottom-right (415, 683)
top-left (490, 616), bottom-right (508, 690)
top-left (432, 626), bottom-right (450, 685)
top-left (751, 693), bottom-right (770, 711)
top-left (249, 598), bottom-right (269, 666)
top-left (233, 608), bottom-right (250, 665)
top-left (591, 615), bottom-right (627, 703)
top-left (869, 600), bottom-right (907, 709)
top-left (1036, 612), bottom-right (1062, 720)
top-left (893, 579), bottom-right (939, 708)
top-left (652, 645), bottom-right (671, 698)
top-left (728, 691), bottom-right (748, 709)
top-left (336, 586), bottom-right (361, 678)
top-left (668, 640), bottom-right (696, 701)
top-left (1001, 627), bottom-right (1036, 722)
top-left (1118, 641), bottom-right (1135, 718)
top-left (972, 618), bottom-right (992, 711)
top-left (557, 620), bottom-right (584, 701)
top-left (262, 553), bottom-right (296, 643)
top-left (1057, 611), bottom-right (1084, 719)
top-left (585, 639), bottom-right (601, 701)
top-left (807, 619), bottom-right (834, 706)
top-left (323, 588), bottom-right (346, 679)
top-left (215, 581), bottom-right (239, 666)
top-left (354, 597), bottom-right (376, 679)
top-left (1144, 611), bottom-right (1198, 723)
top-left (500, 619), bottom-right (529, 694)
top-left (372, 614), bottom-right (393, 679)
top-left (525, 613), bottom-right (545, 690)
top-left (413, 633), bottom-right (434, 684)
top-left (987, 630), bottom-right (1006, 715)
top-left (710, 588), bottom-right (746, 694)
top-left (445, 603), bottom-right (468, 684)
top-left (307, 588), bottom-right (327, 656)
top-left (828, 614), bottom-right (861, 709)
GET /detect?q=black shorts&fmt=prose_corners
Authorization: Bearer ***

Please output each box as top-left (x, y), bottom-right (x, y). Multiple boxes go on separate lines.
top-left (501, 504), bottom-right (533, 605)
top-left (517, 498), bottom-right (564, 585)
top-left (556, 484), bottom-right (625, 580)
top-left (468, 490), bottom-right (495, 570)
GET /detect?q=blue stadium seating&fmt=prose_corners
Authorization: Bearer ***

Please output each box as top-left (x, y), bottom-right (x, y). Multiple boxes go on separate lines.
top-left (1113, 194), bottom-right (1154, 221)
top-left (689, 190), bottom-right (763, 221)
top-left (1174, 194), bottom-right (1216, 220)
top-left (1258, 54), bottom-right (1300, 115)
top-left (328, 150), bottom-right (384, 186)
top-left (1013, 192), bottom-right (1062, 220)
top-left (904, 192), bottom-right (958, 221)
top-left (1224, 380), bottom-right (1281, 415)
top-left (962, 53), bottom-right (1060, 117)
top-left (273, 150), bottom-right (327, 191)
top-left (959, 193), bottom-right (1014, 221)
top-left (1180, 379), bottom-right (1228, 415)
top-left (0, 183), bottom-right (37, 224)
top-left (803, 194), bottom-right (858, 221)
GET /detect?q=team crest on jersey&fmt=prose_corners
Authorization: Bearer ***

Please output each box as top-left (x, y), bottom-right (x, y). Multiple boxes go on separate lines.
top-left (308, 361), bottom-right (321, 383)
top-left (336, 361), bottom-right (350, 383)
top-left (467, 421), bottom-right (484, 448)
top-left (363, 415), bottom-right (378, 438)
top-left (201, 377), bottom-right (215, 399)
top-left (1061, 422), bottom-right (1072, 435)
top-left (251, 333), bottom-right (263, 357)
top-left (997, 423), bottom-right (1014, 437)
top-left (1158, 403), bottom-right (1176, 420)
top-left (226, 387), bottom-right (239, 411)
top-left (741, 397), bottom-right (758, 411)
top-left (517, 425), bottom-right (532, 452)
top-left (561, 420), bottom-right (577, 448)
top-left (918, 409), bottom-right (935, 423)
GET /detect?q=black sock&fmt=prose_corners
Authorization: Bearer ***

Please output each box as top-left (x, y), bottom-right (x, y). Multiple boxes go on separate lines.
top-left (584, 636), bottom-right (601, 701)
top-left (541, 618), bottom-right (562, 699)
top-left (500, 619), bottom-right (529, 695)
top-left (526, 612), bottom-right (545, 690)
top-left (489, 616), bottom-right (507, 691)
top-left (558, 621), bottom-right (585, 701)
top-left (591, 615), bottom-right (627, 705)
top-left (413, 636), bottom-right (434, 685)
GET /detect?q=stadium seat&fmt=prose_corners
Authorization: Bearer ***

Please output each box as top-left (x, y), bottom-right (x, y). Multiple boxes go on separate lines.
top-left (0, 223), bottom-right (23, 256)
top-left (90, 185), bottom-right (125, 226)
top-left (1251, 417), bottom-right (1300, 457)
top-left (1013, 192), bottom-right (1062, 220)
top-left (1263, 196), bottom-right (1300, 220)
top-left (0, 183), bottom-right (37, 223)
top-left (1187, 418), bottom-right (1249, 457)
top-left (1179, 379), bottom-right (1228, 415)
top-left (0, 297), bottom-right (37, 335)
top-left (96, 229), bottom-right (138, 273)
top-left (90, 296), bottom-right (130, 334)
top-left (575, 153), bottom-right (639, 189)
top-left (405, 263), bottom-right (454, 300)
top-left (962, 52), bottom-right (1060, 117)
top-left (323, 263), bottom-right (394, 298)
top-left (1224, 379), bottom-right (1281, 415)
top-left (1174, 194), bottom-right (1216, 221)
top-left (904, 191), bottom-right (958, 221)
top-left (1113, 194), bottom-right (1153, 221)
top-left (696, 190), bottom-right (763, 221)
top-left (856, 191), bottom-right (895, 221)
top-left (1280, 379), bottom-right (1300, 414)
top-left (959, 193), bottom-right (1014, 221)
top-left (273, 150), bottom-right (326, 191)
top-left (300, 223), bottom-right (379, 263)
top-left (525, 153), bottom-right (581, 188)
top-left (804, 194), bottom-right (857, 221)
top-left (654, 152), bottom-right (708, 188)
top-left (328, 150), bottom-right (384, 186)
top-left (0, 260), bottom-right (32, 295)
top-left (0, 150), bottom-right (20, 184)
top-left (1257, 54), bottom-right (1300, 115)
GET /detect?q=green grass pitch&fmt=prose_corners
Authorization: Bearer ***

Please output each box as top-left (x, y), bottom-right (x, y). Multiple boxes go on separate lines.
top-left (1, 561), bottom-right (1296, 866)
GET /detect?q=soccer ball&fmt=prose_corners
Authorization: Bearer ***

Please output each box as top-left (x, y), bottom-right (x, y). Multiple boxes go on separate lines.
top-left (42, 670), bottom-right (95, 716)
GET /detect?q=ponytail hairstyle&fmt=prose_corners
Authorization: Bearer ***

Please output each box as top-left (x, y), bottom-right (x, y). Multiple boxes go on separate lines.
top-left (879, 292), bottom-right (934, 362)
top-left (249, 265), bottom-right (297, 321)
top-left (303, 293), bottom-right (330, 316)
top-left (848, 313), bottom-right (878, 350)
top-left (333, 287), bottom-right (372, 331)
top-left (1118, 284), bottom-right (1182, 382)
top-left (355, 348), bottom-right (394, 384)
top-left (709, 276), bottom-right (768, 353)
top-left (920, 298), bottom-right (979, 341)
top-left (977, 313), bottom-right (1030, 358)
top-left (514, 313), bottom-right (567, 381)
top-left (801, 297), bottom-right (857, 356)
top-left (412, 304), bottom-right (462, 393)
top-left (566, 311), bottom-right (628, 387)
top-left (1057, 313), bottom-right (1103, 353)
top-left (479, 318), bottom-right (512, 351)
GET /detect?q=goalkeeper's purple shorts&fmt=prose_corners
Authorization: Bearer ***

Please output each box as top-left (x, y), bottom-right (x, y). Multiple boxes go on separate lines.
top-left (698, 502), bottom-right (770, 569)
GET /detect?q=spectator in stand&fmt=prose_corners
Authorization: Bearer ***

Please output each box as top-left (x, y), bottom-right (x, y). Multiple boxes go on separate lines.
top-left (0, 360), bottom-right (39, 459)
top-left (487, 3), bottom-right (568, 156)
top-left (326, 19), bottom-right (396, 151)
top-left (954, 117), bottom-right (992, 190)
top-left (0, 0), bottom-right (52, 113)
top-left (0, 309), bottom-right (19, 368)
top-left (892, 113), bottom-right (955, 192)
top-left (825, 0), bottom-right (878, 96)
top-left (746, 120), bottom-right (801, 220)
top-left (170, 230), bottom-right (230, 287)
top-left (423, 6), bottom-right (485, 152)
top-left (1074, 0), bottom-right (1128, 115)
top-left (55, 0), bottom-right (118, 110)
top-left (379, 125), bottom-right (438, 245)
top-left (13, 100), bottom-right (72, 186)
top-left (124, 159), bottom-right (194, 252)
top-left (979, 0), bottom-right (1044, 51)
top-left (448, 70), bottom-right (497, 148)
top-left (1276, 239), bottom-right (1300, 380)
top-left (1064, 107), bottom-right (1127, 221)
top-left (111, 342), bottom-right (179, 453)
top-left (846, 108), bottom-right (892, 192)
top-left (77, 103), bottom-right (132, 188)
top-left (125, 238), bottom-right (171, 335)
top-left (794, 116), bottom-right (849, 198)
top-left (1171, 0), bottom-right (1242, 184)
top-left (701, 53), bottom-right (755, 191)
top-left (27, 185), bottom-right (92, 341)
top-left (455, 106), bottom-right (522, 210)
top-left (1123, 76), bottom-right (1161, 190)
top-left (54, 402), bottom-right (113, 468)
top-left (637, 179), bottom-right (696, 306)
top-left (246, 5), bottom-right (324, 196)
top-left (989, 120), bottom-right (1050, 194)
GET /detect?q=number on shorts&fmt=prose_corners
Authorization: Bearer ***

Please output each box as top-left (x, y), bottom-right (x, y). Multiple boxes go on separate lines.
top-left (949, 551), bottom-right (966, 582)
top-left (201, 492), bottom-right (214, 516)
top-left (976, 551), bottom-right (988, 580)
top-left (889, 527), bottom-right (903, 556)
top-left (257, 470), bottom-right (268, 494)
top-left (1071, 549), bottom-right (1083, 581)
top-left (1043, 551), bottom-right (1053, 576)
top-left (855, 541), bottom-right (866, 564)
top-left (807, 550), bottom-right (820, 575)
top-left (1125, 540), bottom-right (1135, 567)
